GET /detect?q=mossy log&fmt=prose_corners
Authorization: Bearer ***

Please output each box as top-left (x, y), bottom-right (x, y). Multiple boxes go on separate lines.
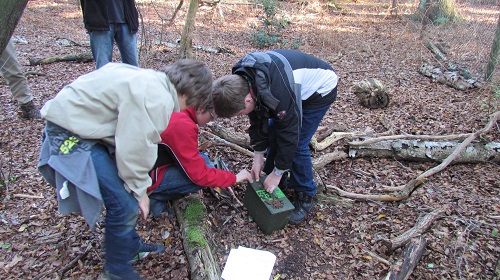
top-left (172, 195), bottom-right (221, 280)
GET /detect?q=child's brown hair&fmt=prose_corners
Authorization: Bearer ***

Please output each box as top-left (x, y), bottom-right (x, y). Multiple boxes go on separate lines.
top-left (161, 59), bottom-right (213, 110)
top-left (212, 74), bottom-right (249, 118)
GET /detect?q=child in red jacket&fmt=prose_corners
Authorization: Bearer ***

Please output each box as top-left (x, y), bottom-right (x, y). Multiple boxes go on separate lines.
top-left (148, 105), bottom-right (253, 216)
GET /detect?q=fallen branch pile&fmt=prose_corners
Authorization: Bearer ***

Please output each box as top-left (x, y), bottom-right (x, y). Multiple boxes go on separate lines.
top-left (198, 110), bottom-right (499, 279)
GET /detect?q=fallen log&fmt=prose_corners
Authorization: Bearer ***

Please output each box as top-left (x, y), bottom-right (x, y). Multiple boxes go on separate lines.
top-left (172, 195), bottom-right (221, 280)
top-left (384, 237), bottom-right (427, 280)
top-left (201, 129), bottom-right (253, 157)
top-left (379, 209), bottom-right (445, 251)
top-left (348, 140), bottom-right (500, 163)
top-left (419, 63), bottom-right (483, 90)
top-left (29, 52), bottom-right (93, 65)
top-left (205, 123), bottom-right (250, 149)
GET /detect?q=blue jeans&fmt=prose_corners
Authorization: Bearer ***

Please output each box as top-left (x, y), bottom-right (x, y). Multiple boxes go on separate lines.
top-left (88, 23), bottom-right (138, 69)
top-left (91, 144), bottom-right (141, 279)
top-left (149, 153), bottom-right (212, 217)
top-left (263, 104), bottom-right (332, 197)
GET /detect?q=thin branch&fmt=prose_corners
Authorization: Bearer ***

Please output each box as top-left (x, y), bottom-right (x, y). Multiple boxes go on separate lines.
top-left (13, 193), bottom-right (44, 199)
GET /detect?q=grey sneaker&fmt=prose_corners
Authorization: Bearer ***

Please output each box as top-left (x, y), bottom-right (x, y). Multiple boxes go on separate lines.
top-left (20, 100), bottom-right (41, 119)
top-left (131, 242), bottom-right (165, 263)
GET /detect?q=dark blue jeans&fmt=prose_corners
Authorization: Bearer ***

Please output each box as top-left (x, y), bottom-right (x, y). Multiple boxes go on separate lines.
top-left (263, 103), bottom-right (332, 197)
top-left (88, 23), bottom-right (138, 69)
top-left (149, 153), bottom-right (212, 217)
top-left (91, 144), bottom-right (141, 279)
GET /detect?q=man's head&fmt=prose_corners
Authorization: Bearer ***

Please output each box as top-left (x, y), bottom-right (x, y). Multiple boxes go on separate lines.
top-left (212, 74), bottom-right (255, 118)
top-left (161, 59), bottom-right (213, 111)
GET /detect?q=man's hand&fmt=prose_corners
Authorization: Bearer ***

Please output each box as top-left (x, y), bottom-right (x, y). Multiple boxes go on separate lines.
top-left (139, 194), bottom-right (150, 219)
top-left (263, 171), bottom-right (281, 193)
top-left (251, 153), bottom-right (265, 181)
top-left (235, 169), bottom-right (253, 183)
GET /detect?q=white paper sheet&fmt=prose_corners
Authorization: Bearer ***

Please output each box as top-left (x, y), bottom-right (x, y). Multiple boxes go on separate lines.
top-left (221, 246), bottom-right (277, 280)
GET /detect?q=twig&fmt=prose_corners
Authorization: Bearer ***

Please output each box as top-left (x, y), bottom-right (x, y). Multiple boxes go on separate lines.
top-left (363, 248), bottom-right (391, 266)
top-left (486, 215), bottom-right (500, 220)
top-left (13, 193), bottom-right (44, 199)
top-left (57, 245), bottom-right (92, 278)
top-left (225, 186), bottom-right (243, 206)
top-left (327, 185), bottom-right (404, 202)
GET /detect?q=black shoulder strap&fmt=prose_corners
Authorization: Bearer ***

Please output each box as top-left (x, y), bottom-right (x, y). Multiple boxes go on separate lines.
top-left (153, 144), bottom-right (176, 169)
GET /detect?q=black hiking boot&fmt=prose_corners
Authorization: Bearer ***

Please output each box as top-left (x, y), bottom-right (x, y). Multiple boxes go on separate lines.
top-left (288, 192), bottom-right (314, 225)
top-left (20, 100), bottom-right (41, 119)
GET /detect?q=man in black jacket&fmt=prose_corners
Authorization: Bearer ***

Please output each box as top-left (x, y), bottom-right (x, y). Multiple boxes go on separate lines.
top-left (212, 49), bottom-right (339, 225)
top-left (80, 0), bottom-right (139, 69)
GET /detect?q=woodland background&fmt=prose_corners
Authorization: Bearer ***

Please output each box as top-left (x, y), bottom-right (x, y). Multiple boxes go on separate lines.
top-left (0, 0), bottom-right (499, 279)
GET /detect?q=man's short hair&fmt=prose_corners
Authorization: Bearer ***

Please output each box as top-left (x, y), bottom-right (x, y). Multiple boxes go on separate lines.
top-left (161, 59), bottom-right (213, 110)
top-left (212, 74), bottom-right (249, 118)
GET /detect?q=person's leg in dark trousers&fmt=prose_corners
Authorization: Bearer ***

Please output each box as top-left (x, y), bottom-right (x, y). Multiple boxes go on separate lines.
top-left (91, 144), bottom-right (141, 279)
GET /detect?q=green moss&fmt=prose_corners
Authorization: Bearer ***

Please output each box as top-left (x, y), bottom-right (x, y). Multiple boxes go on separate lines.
top-left (183, 198), bottom-right (208, 248)
top-left (186, 227), bottom-right (208, 248)
top-left (184, 199), bottom-right (205, 227)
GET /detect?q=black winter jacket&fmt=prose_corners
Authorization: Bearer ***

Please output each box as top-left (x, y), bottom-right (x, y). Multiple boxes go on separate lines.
top-left (232, 50), bottom-right (337, 171)
top-left (80, 0), bottom-right (139, 33)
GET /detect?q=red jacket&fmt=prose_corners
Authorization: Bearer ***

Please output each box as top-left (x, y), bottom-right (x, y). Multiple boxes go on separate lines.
top-left (148, 108), bottom-right (236, 192)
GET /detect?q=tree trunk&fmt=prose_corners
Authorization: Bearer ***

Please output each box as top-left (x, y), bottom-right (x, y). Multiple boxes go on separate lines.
top-left (178, 0), bottom-right (199, 59)
top-left (349, 140), bottom-right (500, 163)
top-left (486, 13), bottom-right (500, 81)
top-left (0, 0), bottom-right (29, 53)
top-left (390, 0), bottom-right (398, 16)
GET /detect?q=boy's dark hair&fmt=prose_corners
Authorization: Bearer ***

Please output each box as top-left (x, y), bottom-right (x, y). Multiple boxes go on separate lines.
top-left (161, 59), bottom-right (213, 110)
top-left (212, 74), bottom-right (249, 118)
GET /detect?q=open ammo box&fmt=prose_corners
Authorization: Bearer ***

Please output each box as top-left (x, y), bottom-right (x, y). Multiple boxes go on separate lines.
top-left (243, 177), bottom-right (294, 234)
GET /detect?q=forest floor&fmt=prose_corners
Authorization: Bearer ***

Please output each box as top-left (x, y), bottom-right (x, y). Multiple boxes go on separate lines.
top-left (0, 0), bottom-right (499, 279)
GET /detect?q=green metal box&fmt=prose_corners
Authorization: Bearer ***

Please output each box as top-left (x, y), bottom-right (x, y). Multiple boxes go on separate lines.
top-left (243, 177), bottom-right (295, 234)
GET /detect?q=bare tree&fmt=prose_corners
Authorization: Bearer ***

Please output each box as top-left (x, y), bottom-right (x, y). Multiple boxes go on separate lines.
top-left (486, 13), bottom-right (500, 81)
top-left (0, 0), bottom-right (29, 53)
top-left (178, 0), bottom-right (199, 59)
top-left (417, 0), bottom-right (457, 25)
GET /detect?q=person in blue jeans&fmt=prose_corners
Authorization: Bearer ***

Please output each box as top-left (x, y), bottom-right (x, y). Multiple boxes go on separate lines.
top-left (38, 60), bottom-right (214, 279)
top-left (212, 49), bottom-right (339, 225)
top-left (80, 0), bottom-right (139, 69)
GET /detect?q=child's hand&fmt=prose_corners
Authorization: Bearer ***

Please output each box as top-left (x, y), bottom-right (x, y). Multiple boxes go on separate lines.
top-left (139, 194), bottom-right (150, 219)
top-left (235, 169), bottom-right (253, 183)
